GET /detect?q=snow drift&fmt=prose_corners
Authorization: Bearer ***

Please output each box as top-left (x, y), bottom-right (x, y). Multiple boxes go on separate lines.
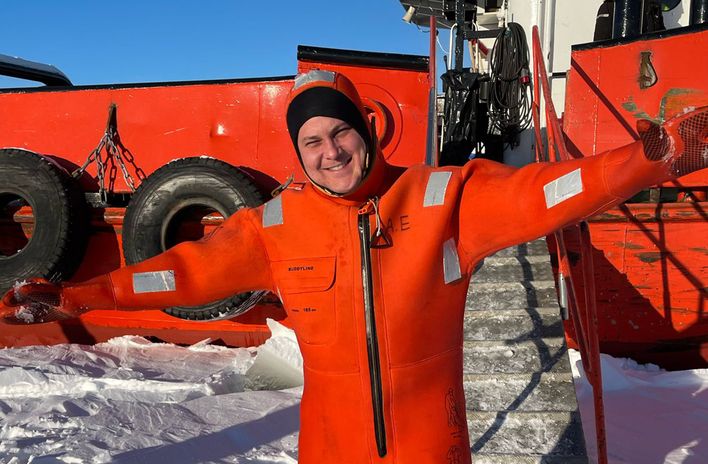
top-left (0, 319), bottom-right (705, 463)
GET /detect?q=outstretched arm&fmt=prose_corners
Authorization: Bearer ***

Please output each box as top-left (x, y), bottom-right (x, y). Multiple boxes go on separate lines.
top-left (2, 207), bottom-right (274, 322)
top-left (459, 106), bottom-right (708, 261)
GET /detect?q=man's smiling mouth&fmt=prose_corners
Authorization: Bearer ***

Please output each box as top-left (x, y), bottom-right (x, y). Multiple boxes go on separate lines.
top-left (323, 157), bottom-right (352, 171)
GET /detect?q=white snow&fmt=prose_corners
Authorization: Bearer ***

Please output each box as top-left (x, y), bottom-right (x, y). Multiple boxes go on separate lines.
top-left (0, 320), bottom-right (302, 464)
top-left (12, 307), bottom-right (35, 324)
top-left (570, 349), bottom-right (708, 464)
top-left (0, 321), bottom-right (705, 463)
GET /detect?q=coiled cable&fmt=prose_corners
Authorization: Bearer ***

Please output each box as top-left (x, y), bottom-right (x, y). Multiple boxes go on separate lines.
top-left (488, 22), bottom-right (532, 146)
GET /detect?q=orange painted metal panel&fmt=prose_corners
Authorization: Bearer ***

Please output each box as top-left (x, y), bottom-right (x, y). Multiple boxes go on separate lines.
top-left (560, 26), bottom-right (708, 370)
top-left (550, 203), bottom-right (708, 370)
top-left (0, 49), bottom-right (432, 347)
top-left (0, 81), bottom-right (293, 193)
top-left (563, 25), bottom-right (708, 187)
top-left (0, 58), bottom-right (430, 194)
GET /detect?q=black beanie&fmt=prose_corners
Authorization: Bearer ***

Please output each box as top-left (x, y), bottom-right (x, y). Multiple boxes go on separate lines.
top-left (286, 86), bottom-right (372, 158)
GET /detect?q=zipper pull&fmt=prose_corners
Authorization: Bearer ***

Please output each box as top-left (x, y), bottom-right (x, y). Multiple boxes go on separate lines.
top-left (359, 197), bottom-right (392, 248)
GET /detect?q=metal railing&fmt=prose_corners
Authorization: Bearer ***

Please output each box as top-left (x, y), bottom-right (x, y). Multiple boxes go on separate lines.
top-left (530, 25), bottom-right (608, 464)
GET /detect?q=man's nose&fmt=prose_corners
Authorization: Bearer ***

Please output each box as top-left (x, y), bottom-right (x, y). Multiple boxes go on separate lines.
top-left (322, 137), bottom-right (341, 159)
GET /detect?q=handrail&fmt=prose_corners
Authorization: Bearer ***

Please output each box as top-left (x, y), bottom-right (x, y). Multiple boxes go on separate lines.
top-left (0, 53), bottom-right (72, 87)
top-left (531, 26), bottom-right (608, 464)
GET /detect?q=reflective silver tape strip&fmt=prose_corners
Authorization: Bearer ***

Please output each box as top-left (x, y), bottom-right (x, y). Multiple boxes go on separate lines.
top-left (443, 238), bottom-right (462, 284)
top-left (543, 168), bottom-right (583, 209)
top-left (423, 171), bottom-right (452, 207)
top-left (558, 273), bottom-right (569, 320)
top-left (133, 271), bottom-right (175, 294)
top-left (262, 195), bottom-right (283, 228)
top-left (294, 70), bottom-right (336, 90)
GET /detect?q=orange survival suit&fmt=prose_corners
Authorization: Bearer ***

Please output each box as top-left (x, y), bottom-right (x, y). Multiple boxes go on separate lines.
top-left (3, 71), bottom-right (708, 463)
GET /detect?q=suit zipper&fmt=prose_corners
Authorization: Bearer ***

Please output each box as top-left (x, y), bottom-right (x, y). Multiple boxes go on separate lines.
top-left (357, 212), bottom-right (387, 458)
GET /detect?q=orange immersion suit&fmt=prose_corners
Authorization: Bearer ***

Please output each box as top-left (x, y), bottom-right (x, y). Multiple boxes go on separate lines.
top-left (89, 134), bottom-right (672, 464)
top-left (4, 72), bottom-right (706, 463)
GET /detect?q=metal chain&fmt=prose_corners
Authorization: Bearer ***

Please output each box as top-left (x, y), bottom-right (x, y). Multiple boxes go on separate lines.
top-left (105, 136), bottom-right (137, 192)
top-left (72, 104), bottom-right (137, 204)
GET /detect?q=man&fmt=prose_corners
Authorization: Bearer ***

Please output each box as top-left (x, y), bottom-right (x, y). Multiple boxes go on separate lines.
top-left (3, 70), bottom-right (707, 463)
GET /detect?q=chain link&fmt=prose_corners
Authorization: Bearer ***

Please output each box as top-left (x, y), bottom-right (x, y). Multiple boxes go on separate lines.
top-left (72, 104), bottom-right (138, 204)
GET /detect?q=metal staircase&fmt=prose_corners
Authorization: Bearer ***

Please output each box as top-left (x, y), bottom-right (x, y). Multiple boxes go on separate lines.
top-left (464, 238), bottom-right (589, 463)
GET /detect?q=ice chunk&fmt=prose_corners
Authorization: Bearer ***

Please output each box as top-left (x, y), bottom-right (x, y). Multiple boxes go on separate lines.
top-left (246, 319), bottom-right (304, 390)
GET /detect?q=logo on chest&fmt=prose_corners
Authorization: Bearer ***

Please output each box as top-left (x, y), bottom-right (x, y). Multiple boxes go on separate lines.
top-left (383, 215), bottom-right (411, 234)
top-left (287, 265), bottom-right (315, 272)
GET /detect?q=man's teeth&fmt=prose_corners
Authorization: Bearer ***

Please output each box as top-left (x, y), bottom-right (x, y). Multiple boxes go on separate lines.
top-left (325, 159), bottom-right (350, 171)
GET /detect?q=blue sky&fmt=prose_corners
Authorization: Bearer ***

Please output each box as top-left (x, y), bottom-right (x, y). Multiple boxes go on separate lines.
top-left (1, 1), bottom-right (446, 86)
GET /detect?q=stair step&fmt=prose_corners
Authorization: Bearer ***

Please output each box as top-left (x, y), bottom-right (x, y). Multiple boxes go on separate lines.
top-left (467, 281), bottom-right (559, 310)
top-left (461, 239), bottom-right (587, 461)
top-left (463, 308), bottom-right (564, 341)
top-left (468, 411), bottom-right (586, 456)
top-left (463, 339), bottom-right (570, 374)
top-left (474, 256), bottom-right (555, 283)
top-left (464, 373), bottom-right (579, 412)
top-left (471, 455), bottom-right (589, 464)
top-left (491, 239), bottom-right (550, 258)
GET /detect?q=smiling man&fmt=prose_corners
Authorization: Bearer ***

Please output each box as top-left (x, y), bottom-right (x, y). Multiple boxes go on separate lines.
top-left (286, 70), bottom-right (372, 195)
top-left (296, 116), bottom-right (367, 194)
top-left (3, 70), bottom-right (708, 464)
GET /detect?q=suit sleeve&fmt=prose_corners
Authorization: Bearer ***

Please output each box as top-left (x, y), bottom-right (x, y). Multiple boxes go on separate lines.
top-left (107, 207), bottom-right (274, 310)
top-left (458, 139), bottom-right (671, 262)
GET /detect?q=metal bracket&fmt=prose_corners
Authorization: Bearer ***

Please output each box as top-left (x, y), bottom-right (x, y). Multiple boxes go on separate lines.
top-left (639, 51), bottom-right (658, 89)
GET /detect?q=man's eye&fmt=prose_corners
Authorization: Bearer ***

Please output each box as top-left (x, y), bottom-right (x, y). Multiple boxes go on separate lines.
top-left (335, 127), bottom-right (351, 137)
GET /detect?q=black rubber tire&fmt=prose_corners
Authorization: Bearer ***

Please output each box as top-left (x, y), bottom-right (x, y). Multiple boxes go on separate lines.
top-left (122, 157), bottom-right (265, 321)
top-left (0, 149), bottom-right (87, 294)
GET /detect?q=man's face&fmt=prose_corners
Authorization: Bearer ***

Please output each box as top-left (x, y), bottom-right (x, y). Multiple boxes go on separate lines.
top-left (297, 116), bottom-right (367, 194)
